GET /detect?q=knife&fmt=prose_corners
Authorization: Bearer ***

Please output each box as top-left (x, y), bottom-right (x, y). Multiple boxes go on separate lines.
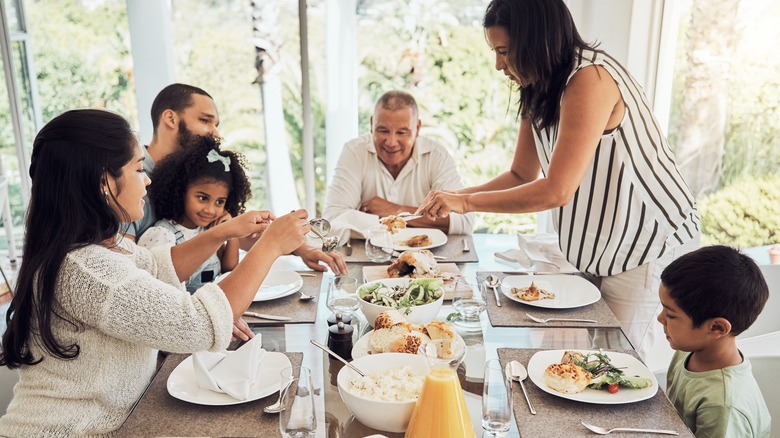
top-left (242, 311), bottom-right (291, 321)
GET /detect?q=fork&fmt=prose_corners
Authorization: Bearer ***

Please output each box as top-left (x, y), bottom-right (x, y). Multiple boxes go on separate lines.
top-left (526, 313), bottom-right (597, 324)
top-left (397, 211), bottom-right (423, 221)
top-left (580, 420), bottom-right (679, 435)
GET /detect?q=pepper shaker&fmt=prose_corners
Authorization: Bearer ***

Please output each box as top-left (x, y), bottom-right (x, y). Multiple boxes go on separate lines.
top-left (327, 321), bottom-right (354, 360)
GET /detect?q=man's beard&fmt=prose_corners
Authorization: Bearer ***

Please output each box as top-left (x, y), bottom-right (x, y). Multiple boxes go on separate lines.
top-left (176, 120), bottom-right (219, 150)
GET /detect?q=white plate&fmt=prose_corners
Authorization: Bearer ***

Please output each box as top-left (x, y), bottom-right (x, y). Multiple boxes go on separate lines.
top-left (392, 228), bottom-right (448, 251)
top-left (527, 349), bottom-right (657, 405)
top-left (166, 351), bottom-right (292, 406)
top-left (500, 274), bottom-right (600, 309)
top-left (217, 270), bottom-right (303, 302)
top-left (352, 328), bottom-right (465, 359)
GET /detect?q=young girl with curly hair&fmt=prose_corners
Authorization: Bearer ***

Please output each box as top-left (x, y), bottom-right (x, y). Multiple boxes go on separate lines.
top-left (139, 138), bottom-right (252, 292)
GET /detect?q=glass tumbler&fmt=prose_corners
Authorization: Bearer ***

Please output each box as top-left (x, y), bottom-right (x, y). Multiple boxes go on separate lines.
top-left (326, 275), bottom-right (360, 317)
top-left (279, 366), bottom-right (316, 438)
top-left (482, 359), bottom-right (512, 436)
top-left (365, 226), bottom-right (393, 263)
top-left (451, 276), bottom-right (487, 329)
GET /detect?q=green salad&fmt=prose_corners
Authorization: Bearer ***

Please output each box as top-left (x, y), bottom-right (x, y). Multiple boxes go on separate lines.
top-left (569, 350), bottom-right (653, 393)
top-left (358, 278), bottom-right (444, 315)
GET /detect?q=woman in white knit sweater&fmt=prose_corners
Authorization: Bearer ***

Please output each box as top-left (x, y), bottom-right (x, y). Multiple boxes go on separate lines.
top-left (0, 109), bottom-right (311, 436)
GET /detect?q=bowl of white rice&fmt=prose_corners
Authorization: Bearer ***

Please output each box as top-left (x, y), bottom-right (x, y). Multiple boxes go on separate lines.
top-left (337, 353), bottom-right (430, 433)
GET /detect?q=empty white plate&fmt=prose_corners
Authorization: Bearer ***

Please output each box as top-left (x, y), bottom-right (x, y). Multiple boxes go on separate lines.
top-left (217, 270), bottom-right (303, 302)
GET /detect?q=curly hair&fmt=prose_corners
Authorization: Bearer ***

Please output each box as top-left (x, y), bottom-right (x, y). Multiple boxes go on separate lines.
top-left (149, 137), bottom-right (251, 222)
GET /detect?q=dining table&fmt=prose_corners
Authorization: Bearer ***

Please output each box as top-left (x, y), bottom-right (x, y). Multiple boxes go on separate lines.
top-left (117, 233), bottom-right (693, 437)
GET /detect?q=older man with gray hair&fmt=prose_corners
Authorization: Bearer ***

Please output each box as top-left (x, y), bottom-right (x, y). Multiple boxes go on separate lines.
top-left (324, 90), bottom-right (473, 234)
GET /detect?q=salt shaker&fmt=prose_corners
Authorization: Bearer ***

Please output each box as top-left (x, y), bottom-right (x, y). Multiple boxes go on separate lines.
top-left (327, 321), bottom-right (354, 360)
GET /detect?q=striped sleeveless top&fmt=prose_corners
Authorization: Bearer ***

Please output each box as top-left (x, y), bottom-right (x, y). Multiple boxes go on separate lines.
top-left (532, 48), bottom-right (699, 276)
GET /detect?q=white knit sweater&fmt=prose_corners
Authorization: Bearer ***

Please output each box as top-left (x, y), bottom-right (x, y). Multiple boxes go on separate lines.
top-left (0, 238), bottom-right (233, 437)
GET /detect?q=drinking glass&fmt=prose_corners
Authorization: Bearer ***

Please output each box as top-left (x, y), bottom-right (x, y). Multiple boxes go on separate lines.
top-left (326, 275), bottom-right (360, 317)
top-left (451, 276), bottom-right (487, 329)
top-left (279, 367), bottom-right (316, 438)
top-left (482, 359), bottom-right (512, 436)
top-left (365, 226), bottom-right (393, 263)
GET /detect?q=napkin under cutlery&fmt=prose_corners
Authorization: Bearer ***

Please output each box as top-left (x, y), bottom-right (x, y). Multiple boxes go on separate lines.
top-left (494, 234), bottom-right (578, 273)
top-left (192, 334), bottom-right (265, 400)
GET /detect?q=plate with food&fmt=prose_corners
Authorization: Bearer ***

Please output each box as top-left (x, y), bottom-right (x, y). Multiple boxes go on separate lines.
top-left (527, 349), bottom-right (657, 404)
top-left (500, 274), bottom-right (600, 309)
top-left (391, 228), bottom-right (447, 251)
top-left (352, 309), bottom-right (462, 359)
top-left (363, 250), bottom-right (465, 300)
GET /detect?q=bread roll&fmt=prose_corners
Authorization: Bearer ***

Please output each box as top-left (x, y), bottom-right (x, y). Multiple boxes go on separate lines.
top-left (542, 363), bottom-right (591, 394)
top-left (386, 332), bottom-right (424, 354)
top-left (373, 309), bottom-right (409, 330)
top-left (425, 321), bottom-right (455, 341)
top-left (369, 325), bottom-right (411, 352)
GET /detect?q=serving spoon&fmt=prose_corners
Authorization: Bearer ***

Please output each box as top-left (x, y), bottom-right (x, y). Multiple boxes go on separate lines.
top-left (307, 218), bottom-right (339, 252)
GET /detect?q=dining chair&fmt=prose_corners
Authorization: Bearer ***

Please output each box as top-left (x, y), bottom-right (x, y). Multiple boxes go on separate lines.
top-left (748, 355), bottom-right (780, 438)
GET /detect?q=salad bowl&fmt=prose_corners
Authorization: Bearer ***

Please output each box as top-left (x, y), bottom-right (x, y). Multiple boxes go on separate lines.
top-left (357, 278), bottom-right (444, 325)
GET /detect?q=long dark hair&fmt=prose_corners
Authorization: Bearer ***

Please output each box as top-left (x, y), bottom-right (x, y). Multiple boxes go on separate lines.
top-left (149, 136), bottom-right (251, 222)
top-left (1, 109), bottom-right (137, 368)
top-left (483, 0), bottom-right (596, 129)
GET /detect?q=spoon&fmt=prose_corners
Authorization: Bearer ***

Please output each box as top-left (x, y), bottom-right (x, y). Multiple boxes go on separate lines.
top-left (486, 274), bottom-right (501, 307)
top-left (506, 360), bottom-right (536, 415)
top-left (580, 420), bottom-right (679, 435)
top-left (307, 224), bottom-right (340, 252)
top-left (310, 339), bottom-right (365, 377)
top-left (298, 290), bottom-right (315, 301)
top-left (263, 379), bottom-right (293, 413)
top-left (309, 217), bottom-right (332, 236)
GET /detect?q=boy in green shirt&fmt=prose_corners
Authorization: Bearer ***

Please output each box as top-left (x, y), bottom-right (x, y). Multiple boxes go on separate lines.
top-left (658, 245), bottom-right (771, 438)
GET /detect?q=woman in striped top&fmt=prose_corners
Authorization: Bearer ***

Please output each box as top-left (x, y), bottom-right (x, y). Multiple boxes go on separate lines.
top-left (416, 0), bottom-right (699, 371)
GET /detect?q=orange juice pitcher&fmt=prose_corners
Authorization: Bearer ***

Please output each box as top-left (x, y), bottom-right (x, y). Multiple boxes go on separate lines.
top-left (406, 338), bottom-right (474, 438)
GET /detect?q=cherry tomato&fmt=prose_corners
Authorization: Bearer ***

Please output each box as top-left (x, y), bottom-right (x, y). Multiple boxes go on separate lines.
top-left (607, 383), bottom-right (620, 394)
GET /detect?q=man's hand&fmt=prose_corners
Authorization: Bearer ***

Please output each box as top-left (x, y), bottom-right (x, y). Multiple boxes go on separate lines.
top-left (359, 196), bottom-right (403, 218)
top-left (293, 244), bottom-right (347, 275)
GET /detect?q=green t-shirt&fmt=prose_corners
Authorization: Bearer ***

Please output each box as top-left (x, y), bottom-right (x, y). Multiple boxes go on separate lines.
top-left (667, 351), bottom-right (771, 438)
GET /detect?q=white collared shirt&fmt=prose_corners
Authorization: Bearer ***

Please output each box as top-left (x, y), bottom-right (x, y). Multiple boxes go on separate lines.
top-left (323, 134), bottom-right (474, 234)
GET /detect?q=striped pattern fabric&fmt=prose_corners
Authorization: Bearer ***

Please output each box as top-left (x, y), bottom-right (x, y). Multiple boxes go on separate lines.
top-left (532, 48), bottom-right (699, 276)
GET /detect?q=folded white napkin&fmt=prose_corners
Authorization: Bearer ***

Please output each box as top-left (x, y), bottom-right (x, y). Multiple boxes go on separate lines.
top-left (328, 209), bottom-right (380, 245)
top-left (494, 233), bottom-right (578, 273)
top-left (192, 334), bottom-right (265, 400)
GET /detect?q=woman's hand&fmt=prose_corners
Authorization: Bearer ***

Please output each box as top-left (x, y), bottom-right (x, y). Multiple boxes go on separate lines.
top-left (232, 318), bottom-right (254, 342)
top-left (415, 190), bottom-right (469, 220)
top-left (293, 245), bottom-right (347, 275)
top-left (258, 209), bottom-right (310, 257)
top-left (220, 210), bottom-right (275, 240)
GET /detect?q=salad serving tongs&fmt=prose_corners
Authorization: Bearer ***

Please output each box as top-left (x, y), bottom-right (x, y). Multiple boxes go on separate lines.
top-left (396, 211), bottom-right (423, 221)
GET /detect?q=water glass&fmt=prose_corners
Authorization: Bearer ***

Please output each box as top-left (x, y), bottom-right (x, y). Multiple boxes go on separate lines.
top-left (482, 359), bottom-right (512, 436)
top-left (365, 226), bottom-right (392, 263)
top-left (326, 275), bottom-right (360, 316)
top-left (279, 367), bottom-right (316, 437)
top-left (452, 276), bottom-right (487, 328)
